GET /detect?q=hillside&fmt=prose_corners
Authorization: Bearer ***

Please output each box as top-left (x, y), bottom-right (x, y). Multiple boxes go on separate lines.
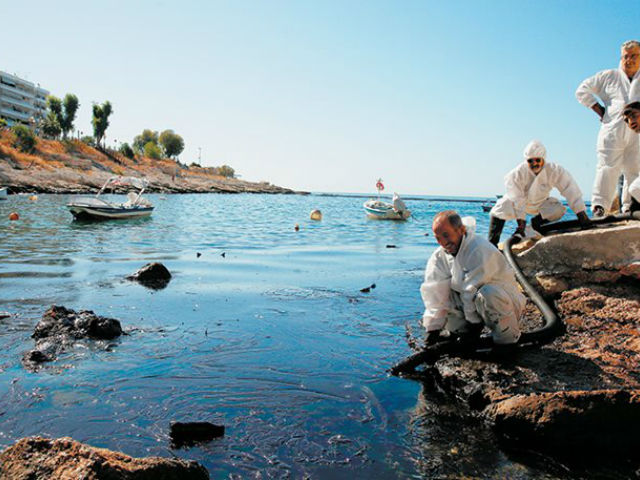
top-left (0, 131), bottom-right (299, 194)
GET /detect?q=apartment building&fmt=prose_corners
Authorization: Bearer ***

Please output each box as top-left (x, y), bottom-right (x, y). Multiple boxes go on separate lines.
top-left (0, 71), bottom-right (49, 127)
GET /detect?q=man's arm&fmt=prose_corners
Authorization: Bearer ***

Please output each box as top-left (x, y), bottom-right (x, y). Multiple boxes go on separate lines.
top-left (553, 165), bottom-right (588, 215)
top-left (576, 72), bottom-right (606, 120)
top-left (420, 252), bottom-right (452, 333)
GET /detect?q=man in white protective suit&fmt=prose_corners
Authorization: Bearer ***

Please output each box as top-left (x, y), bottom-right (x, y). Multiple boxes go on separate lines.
top-left (488, 140), bottom-right (590, 247)
top-left (420, 210), bottom-right (525, 348)
top-left (576, 40), bottom-right (640, 216)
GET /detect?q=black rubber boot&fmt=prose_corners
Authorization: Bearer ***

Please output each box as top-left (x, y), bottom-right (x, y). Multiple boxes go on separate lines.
top-left (530, 214), bottom-right (548, 231)
top-left (488, 215), bottom-right (505, 247)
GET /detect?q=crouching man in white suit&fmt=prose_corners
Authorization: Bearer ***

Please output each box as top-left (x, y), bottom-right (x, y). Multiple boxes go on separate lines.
top-left (421, 210), bottom-right (525, 347)
top-left (488, 140), bottom-right (590, 246)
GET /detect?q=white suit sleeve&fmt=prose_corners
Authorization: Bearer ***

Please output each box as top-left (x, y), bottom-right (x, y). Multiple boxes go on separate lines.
top-left (459, 246), bottom-right (501, 324)
top-left (504, 170), bottom-right (527, 219)
top-left (420, 251), bottom-right (452, 332)
top-left (575, 72), bottom-right (604, 109)
top-left (551, 165), bottom-right (586, 214)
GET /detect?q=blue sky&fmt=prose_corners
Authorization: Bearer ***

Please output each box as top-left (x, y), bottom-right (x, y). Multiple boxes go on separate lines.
top-left (2, 0), bottom-right (638, 195)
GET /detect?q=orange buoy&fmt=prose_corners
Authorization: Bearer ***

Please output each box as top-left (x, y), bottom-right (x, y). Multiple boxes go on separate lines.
top-left (9, 212), bottom-right (19, 221)
top-left (294, 224), bottom-right (300, 231)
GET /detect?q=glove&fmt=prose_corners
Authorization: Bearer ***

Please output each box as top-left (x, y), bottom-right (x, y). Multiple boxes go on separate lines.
top-left (511, 219), bottom-right (526, 240)
top-left (576, 211), bottom-right (591, 229)
top-left (425, 329), bottom-right (443, 346)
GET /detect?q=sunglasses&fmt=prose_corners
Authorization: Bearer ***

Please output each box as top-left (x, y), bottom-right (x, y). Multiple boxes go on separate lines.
top-left (527, 158), bottom-right (544, 164)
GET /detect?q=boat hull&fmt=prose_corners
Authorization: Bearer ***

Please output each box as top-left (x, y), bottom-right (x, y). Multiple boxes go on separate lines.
top-left (67, 205), bottom-right (154, 221)
top-left (363, 201), bottom-right (410, 220)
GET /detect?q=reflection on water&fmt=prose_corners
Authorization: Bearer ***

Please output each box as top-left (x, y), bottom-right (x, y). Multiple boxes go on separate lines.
top-left (0, 193), bottom-right (587, 478)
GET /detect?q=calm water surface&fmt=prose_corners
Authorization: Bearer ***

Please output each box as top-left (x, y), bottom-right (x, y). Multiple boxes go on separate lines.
top-left (0, 193), bottom-right (588, 478)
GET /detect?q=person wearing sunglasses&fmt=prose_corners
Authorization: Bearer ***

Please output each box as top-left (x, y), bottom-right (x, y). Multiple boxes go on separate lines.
top-left (488, 140), bottom-right (590, 246)
top-left (576, 40), bottom-right (640, 217)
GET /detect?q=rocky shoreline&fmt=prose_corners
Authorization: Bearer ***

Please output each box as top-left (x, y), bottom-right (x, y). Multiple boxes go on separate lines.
top-left (410, 222), bottom-right (640, 472)
top-left (0, 132), bottom-right (303, 195)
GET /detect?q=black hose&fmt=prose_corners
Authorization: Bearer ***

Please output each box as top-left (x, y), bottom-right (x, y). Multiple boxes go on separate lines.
top-left (536, 211), bottom-right (640, 235)
top-left (390, 236), bottom-right (562, 376)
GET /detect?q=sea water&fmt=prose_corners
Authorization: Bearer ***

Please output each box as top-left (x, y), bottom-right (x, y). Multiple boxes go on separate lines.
top-left (0, 193), bottom-right (585, 478)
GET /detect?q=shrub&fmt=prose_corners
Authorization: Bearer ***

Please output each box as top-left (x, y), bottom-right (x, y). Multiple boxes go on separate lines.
top-left (218, 165), bottom-right (235, 178)
top-left (11, 125), bottom-right (36, 153)
top-left (80, 135), bottom-right (95, 146)
top-left (119, 142), bottom-right (135, 159)
top-left (144, 141), bottom-right (162, 159)
top-left (0, 118), bottom-right (7, 129)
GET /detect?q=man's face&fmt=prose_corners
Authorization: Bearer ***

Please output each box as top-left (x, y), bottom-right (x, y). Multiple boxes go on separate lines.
top-left (624, 108), bottom-right (640, 133)
top-left (621, 45), bottom-right (640, 77)
top-left (433, 218), bottom-right (466, 256)
top-left (527, 157), bottom-right (545, 175)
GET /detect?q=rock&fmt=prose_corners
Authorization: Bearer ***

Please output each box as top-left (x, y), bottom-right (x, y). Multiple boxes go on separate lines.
top-left (412, 281), bottom-right (640, 464)
top-left (534, 274), bottom-right (568, 297)
top-left (33, 305), bottom-right (122, 340)
top-left (516, 222), bottom-right (640, 290)
top-left (487, 389), bottom-right (640, 458)
top-left (0, 436), bottom-right (209, 479)
top-left (170, 421), bottom-right (225, 447)
top-left (127, 262), bottom-right (172, 289)
top-left (23, 305), bottom-right (123, 368)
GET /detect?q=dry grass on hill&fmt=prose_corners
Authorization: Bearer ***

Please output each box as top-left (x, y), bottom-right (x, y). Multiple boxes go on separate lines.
top-left (0, 130), bottom-right (295, 193)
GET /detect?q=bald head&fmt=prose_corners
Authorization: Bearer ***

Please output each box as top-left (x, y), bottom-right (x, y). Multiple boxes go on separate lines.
top-left (433, 210), bottom-right (466, 256)
top-left (433, 210), bottom-right (463, 229)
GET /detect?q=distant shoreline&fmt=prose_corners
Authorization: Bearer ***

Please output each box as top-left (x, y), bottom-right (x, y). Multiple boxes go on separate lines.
top-left (0, 133), bottom-right (305, 195)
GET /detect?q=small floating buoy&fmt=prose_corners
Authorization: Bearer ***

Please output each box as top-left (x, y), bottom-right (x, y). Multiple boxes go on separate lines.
top-left (294, 224), bottom-right (300, 231)
top-left (221, 252), bottom-right (226, 258)
top-left (29, 195), bottom-right (38, 201)
top-left (196, 252), bottom-right (202, 258)
top-left (9, 212), bottom-right (19, 221)
top-left (310, 209), bottom-right (322, 221)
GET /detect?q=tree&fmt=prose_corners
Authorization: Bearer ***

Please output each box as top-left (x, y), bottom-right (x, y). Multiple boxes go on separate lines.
top-left (92, 101), bottom-right (112, 147)
top-left (132, 129), bottom-right (158, 154)
top-left (218, 165), bottom-right (235, 178)
top-left (158, 129), bottom-right (184, 158)
top-left (119, 142), bottom-right (135, 159)
top-left (11, 125), bottom-right (36, 153)
top-left (60, 94), bottom-right (79, 139)
top-left (44, 96), bottom-right (63, 139)
top-left (143, 141), bottom-right (162, 159)
top-left (41, 112), bottom-right (62, 138)
top-left (0, 118), bottom-right (7, 129)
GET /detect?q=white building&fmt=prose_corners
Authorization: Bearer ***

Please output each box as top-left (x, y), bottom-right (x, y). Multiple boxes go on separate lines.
top-left (0, 71), bottom-right (49, 128)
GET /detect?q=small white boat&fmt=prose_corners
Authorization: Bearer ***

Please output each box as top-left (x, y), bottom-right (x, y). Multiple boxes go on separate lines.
top-left (67, 176), bottom-right (154, 221)
top-left (364, 191), bottom-right (411, 220)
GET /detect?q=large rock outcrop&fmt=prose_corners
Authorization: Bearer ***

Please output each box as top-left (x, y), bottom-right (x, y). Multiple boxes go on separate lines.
top-left (515, 221), bottom-right (640, 295)
top-left (0, 436), bottom-right (209, 479)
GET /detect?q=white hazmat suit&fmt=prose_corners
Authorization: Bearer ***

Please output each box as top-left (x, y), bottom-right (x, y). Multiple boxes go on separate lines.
top-left (491, 140), bottom-right (586, 223)
top-left (420, 217), bottom-right (525, 345)
top-left (576, 66), bottom-right (640, 211)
